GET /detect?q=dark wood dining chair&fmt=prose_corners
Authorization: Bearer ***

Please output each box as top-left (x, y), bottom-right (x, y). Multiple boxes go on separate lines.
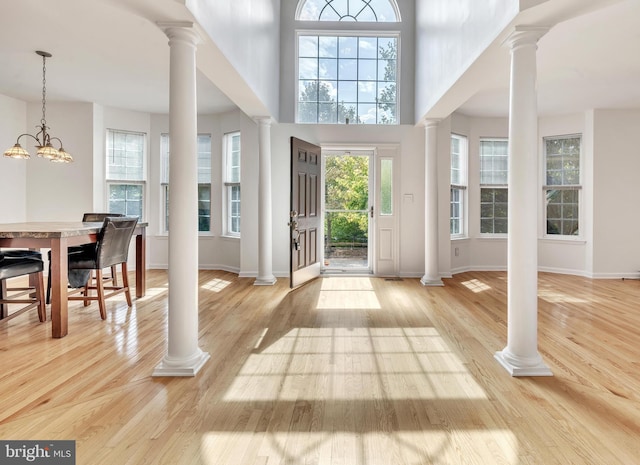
top-left (46, 213), bottom-right (124, 304)
top-left (0, 251), bottom-right (47, 322)
top-left (67, 217), bottom-right (138, 319)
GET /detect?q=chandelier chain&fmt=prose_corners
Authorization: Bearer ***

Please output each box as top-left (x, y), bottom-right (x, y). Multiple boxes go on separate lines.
top-left (41, 53), bottom-right (47, 127)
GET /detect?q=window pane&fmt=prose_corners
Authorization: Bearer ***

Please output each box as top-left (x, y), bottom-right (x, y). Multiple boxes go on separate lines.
top-left (109, 184), bottom-right (142, 218)
top-left (299, 36), bottom-right (318, 57)
top-left (546, 188), bottom-right (579, 236)
top-left (480, 187), bottom-right (508, 234)
top-left (319, 59), bottom-right (338, 79)
top-left (480, 140), bottom-right (508, 185)
top-left (225, 133), bottom-right (242, 236)
top-left (338, 58), bottom-right (358, 80)
top-left (299, 58), bottom-right (318, 79)
top-left (319, 36), bottom-right (337, 57)
top-left (107, 130), bottom-right (144, 181)
top-left (198, 135), bottom-right (212, 183)
top-left (298, 102), bottom-right (318, 123)
top-left (450, 188), bottom-right (462, 235)
top-left (358, 81), bottom-right (376, 102)
top-left (377, 103), bottom-right (396, 124)
top-left (380, 159), bottom-right (392, 215)
top-left (339, 37), bottom-right (358, 57)
top-left (358, 37), bottom-right (377, 59)
top-left (198, 184), bottom-right (211, 232)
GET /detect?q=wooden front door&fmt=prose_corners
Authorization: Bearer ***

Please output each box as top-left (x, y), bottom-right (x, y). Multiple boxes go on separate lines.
top-left (290, 137), bottom-right (322, 288)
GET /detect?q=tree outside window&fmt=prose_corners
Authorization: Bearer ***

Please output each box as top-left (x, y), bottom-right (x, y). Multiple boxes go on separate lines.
top-left (544, 135), bottom-right (581, 236)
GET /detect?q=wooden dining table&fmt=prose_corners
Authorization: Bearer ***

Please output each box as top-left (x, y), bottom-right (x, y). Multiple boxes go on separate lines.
top-left (0, 221), bottom-right (146, 338)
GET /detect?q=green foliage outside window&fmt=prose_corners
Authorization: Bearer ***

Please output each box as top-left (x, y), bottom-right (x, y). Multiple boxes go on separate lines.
top-left (324, 155), bottom-right (369, 245)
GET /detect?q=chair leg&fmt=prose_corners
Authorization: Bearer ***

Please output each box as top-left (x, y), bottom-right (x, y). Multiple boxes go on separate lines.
top-left (95, 269), bottom-right (107, 320)
top-left (121, 262), bottom-right (132, 307)
top-left (111, 265), bottom-right (118, 286)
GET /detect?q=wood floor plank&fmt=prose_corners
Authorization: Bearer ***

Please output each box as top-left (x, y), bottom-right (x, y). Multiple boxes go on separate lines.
top-left (1, 270), bottom-right (640, 464)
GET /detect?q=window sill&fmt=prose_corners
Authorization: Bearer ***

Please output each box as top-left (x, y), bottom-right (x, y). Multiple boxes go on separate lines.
top-left (477, 235), bottom-right (507, 241)
top-left (221, 234), bottom-right (241, 241)
top-left (451, 236), bottom-right (468, 242)
top-left (540, 236), bottom-right (586, 245)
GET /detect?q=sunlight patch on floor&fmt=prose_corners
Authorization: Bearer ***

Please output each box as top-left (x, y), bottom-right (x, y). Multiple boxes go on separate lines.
top-left (223, 327), bottom-right (487, 401)
top-left (133, 284), bottom-right (168, 302)
top-left (317, 277), bottom-right (380, 309)
top-left (461, 278), bottom-right (492, 293)
top-left (201, 278), bottom-right (232, 293)
top-left (200, 430), bottom-right (518, 465)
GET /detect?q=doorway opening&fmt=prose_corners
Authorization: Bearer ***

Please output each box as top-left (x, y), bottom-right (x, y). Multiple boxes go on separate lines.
top-left (322, 150), bottom-right (373, 274)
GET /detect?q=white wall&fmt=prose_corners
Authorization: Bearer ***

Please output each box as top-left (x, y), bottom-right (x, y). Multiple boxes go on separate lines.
top-left (0, 94), bottom-right (27, 222)
top-left (186, 0), bottom-right (281, 119)
top-left (590, 109), bottom-right (640, 277)
top-left (25, 102), bottom-right (95, 221)
top-left (415, 0), bottom-right (518, 120)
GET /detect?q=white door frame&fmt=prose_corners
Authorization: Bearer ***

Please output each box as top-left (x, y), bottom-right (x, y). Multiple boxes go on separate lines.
top-left (320, 143), bottom-right (399, 276)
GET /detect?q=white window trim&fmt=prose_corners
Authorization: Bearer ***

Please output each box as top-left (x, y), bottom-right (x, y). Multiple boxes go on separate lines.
top-left (450, 133), bottom-right (468, 239)
top-left (222, 131), bottom-right (241, 239)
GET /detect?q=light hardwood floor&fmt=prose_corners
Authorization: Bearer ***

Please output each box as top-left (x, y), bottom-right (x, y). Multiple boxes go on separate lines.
top-left (1, 270), bottom-right (639, 464)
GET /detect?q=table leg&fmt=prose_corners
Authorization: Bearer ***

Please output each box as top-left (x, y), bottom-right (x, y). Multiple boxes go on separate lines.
top-left (135, 230), bottom-right (146, 298)
top-left (50, 238), bottom-right (69, 338)
top-left (0, 279), bottom-right (6, 319)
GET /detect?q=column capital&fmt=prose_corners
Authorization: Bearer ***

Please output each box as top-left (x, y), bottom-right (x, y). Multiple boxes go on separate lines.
top-left (503, 26), bottom-right (550, 51)
top-left (422, 118), bottom-right (441, 129)
top-left (253, 116), bottom-right (273, 126)
top-left (157, 21), bottom-right (200, 45)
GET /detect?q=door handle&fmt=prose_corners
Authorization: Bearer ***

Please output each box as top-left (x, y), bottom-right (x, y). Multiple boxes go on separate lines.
top-left (288, 211), bottom-right (300, 250)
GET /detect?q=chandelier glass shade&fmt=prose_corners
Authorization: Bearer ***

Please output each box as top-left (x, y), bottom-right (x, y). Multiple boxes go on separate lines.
top-left (3, 51), bottom-right (73, 163)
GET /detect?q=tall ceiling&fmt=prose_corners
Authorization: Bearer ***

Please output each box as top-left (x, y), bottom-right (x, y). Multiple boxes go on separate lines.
top-left (0, 0), bottom-right (236, 115)
top-left (0, 0), bottom-right (639, 120)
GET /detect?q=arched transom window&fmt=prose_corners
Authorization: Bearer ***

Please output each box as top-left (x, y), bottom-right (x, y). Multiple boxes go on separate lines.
top-left (295, 0), bottom-right (400, 124)
top-left (297, 0), bottom-right (400, 22)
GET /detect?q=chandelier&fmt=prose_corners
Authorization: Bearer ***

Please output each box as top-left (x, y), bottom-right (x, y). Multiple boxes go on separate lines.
top-left (3, 51), bottom-right (73, 163)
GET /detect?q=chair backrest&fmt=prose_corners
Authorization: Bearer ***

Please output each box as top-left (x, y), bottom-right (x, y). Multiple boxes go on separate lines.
top-left (82, 212), bottom-right (124, 222)
top-left (95, 217), bottom-right (139, 268)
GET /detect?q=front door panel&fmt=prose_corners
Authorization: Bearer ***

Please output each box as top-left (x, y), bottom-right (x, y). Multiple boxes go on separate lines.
top-left (290, 137), bottom-right (322, 288)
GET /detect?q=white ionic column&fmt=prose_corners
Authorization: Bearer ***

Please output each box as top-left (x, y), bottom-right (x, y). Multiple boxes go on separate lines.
top-left (254, 116), bottom-right (277, 286)
top-left (421, 119), bottom-right (444, 286)
top-left (495, 26), bottom-right (552, 377)
top-left (153, 23), bottom-right (210, 377)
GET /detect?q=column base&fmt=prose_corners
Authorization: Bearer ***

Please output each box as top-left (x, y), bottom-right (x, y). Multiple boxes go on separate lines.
top-left (254, 276), bottom-right (277, 286)
top-left (152, 349), bottom-right (210, 377)
top-left (494, 349), bottom-right (553, 377)
top-left (420, 276), bottom-right (444, 286)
